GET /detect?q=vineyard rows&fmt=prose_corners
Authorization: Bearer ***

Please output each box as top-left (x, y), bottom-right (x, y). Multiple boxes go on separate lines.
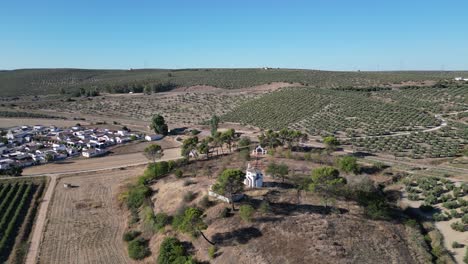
top-left (0, 180), bottom-right (45, 263)
top-left (223, 85), bottom-right (468, 158)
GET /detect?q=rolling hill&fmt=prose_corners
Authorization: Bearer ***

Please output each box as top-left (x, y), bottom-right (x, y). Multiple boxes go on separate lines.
top-left (0, 68), bottom-right (466, 96)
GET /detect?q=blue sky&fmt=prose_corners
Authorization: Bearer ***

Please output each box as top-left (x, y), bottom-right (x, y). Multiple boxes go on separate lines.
top-left (1, 0), bottom-right (467, 70)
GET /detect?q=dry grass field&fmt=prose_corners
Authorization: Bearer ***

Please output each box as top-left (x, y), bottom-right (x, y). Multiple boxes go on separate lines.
top-left (6, 83), bottom-right (294, 127)
top-left (37, 167), bottom-right (145, 264)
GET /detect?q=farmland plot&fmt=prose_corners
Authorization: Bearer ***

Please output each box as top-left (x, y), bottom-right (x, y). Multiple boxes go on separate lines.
top-left (0, 179), bottom-right (45, 263)
top-left (38, 167), bottom-right (144, 264)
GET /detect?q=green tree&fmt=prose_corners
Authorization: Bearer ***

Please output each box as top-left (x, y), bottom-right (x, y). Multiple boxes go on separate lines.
top-left (221, 128), bottom-right (236, 152)
top-left (238, 137), bottom-right (251, 149)
top-left (45, 153), bottom-right (55, 162)
top-left (198, 138), bottom-right (211, 159)
top-left (309, 166), bottom-right (346, 209)
top-left (212, 169), bottom-right (245, 210)
top-left (337, 156), bottom-right (359, 174)
top-left (143, 144), bottom-right (163, 163)
top-left (210, 115), bottom-right (220, 137)
top-left (150, 114), bottom-right (168, 135)
top-left (323, 136), bottom-right (339, 151)
top-left (181, 137), bottom-right (199, 161)
top-left (158, 237), bottom-right (196, 264)
top-left (128, 238), bottom-right (150, 260)
top-left (173, 207), bottom-right (213, 244)
top-left (258, 130), bottom-right (280, 149)
top-left (266, 162), bottom-right (289, 182)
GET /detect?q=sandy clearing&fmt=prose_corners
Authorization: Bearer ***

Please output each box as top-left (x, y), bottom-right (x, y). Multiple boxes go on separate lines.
top-left (37, 167), bottom-right (144, 264)
top-left (23, 147), bottom-right (181, 176)
top-left (0, 118), bottom-right (90, 128)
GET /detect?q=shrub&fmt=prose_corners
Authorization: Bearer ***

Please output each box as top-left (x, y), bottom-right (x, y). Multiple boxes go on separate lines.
top-left (219, 207), bottom-right (231, 218)
top-left (424, 195), bottom-right (438, 205)
top-left (128, 238), bottom-right (150, 260)
top-left (408, 193), bottom-right (419, 201)
top-left (239, 205), bottom-right (255, 222)
top-left (126, 184), bottom-right (151, 209)
top-left (175, 169), bottom-right (183, 179)
top-left (158, 237), bottom-right (195, 264)
top-left (208, 246), bottom-right (217, 259)
top-left (337, 156), bottom-right (359, 174)
top-left (464, 247), bottom-right (468, 264)
top-left (183, 180), bottom-right (195, 186)
top-left (462, 214), bottom-right (468, 224)
top-left (450, 209), bottom-right (462, 218)
top-left (450, 221), bottom-right (466, 232)
top-left (440, 194), bottom-right (453, 202)
top-left (183, 191), bottom-right (197, 203)
top-left (123, 230), bottom-right (141, 242)
top-left (453, 241), bottom-right (464, 248)
top-left (443, 200), bottom-right (460, 209)
top-left (259, 200), bottom-right (270, 214)
top-left (433, 213), bottom-right (449, 222)
top-left (154, 213), bottom-right (171, 231)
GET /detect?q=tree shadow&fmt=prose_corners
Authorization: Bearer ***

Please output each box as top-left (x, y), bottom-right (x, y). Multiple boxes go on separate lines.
top-left (211, 227), bottom-right (262, 246)
top-left (263, 181), bottom-right (295, 189)
top-left (359, 165), bottom-right (389, 175)
top-left (350, 151), bottom-right (375, 158)
top-left (269, 202), bottom-right (348, 216)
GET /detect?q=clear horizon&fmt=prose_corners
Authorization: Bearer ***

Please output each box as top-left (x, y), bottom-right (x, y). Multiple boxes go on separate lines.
top-left (2, 0), bottom-right (468, 71)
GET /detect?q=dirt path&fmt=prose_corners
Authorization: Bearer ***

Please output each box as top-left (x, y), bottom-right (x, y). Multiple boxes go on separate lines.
top-left (25, 174), bottom-right (57, 264)
top-left (338, 110), bottom-right (468, 140)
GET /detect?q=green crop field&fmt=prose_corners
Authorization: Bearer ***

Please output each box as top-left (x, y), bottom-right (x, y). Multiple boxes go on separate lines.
top-left (0, 179), bottom-right (45, 263)
top-left (223, 84), bottom-right (468, 158)
top-left (1, 68), bottom-right (467, 96)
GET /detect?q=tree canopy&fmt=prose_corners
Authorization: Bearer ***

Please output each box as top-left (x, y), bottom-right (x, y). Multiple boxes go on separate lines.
top-left (150, 114), bottom-right (168, 136)
top-left (213, 169), bottom-right (245, 209)
top-left (143, 144), bottom-right (163, 163)
top-left (337, 156), bottom-right (359, 174)
top-left (323, 136), bottom-right (339, 150)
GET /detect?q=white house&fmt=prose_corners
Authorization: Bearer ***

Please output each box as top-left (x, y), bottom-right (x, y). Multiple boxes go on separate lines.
top-left (82, 148), bottom-right (107, 158)
top-left (244, 163), bottom-right (263, 188)
top-left (0, 159), bottom-right (15, 170)
top-left (252, 146), bottom-right (267, 156)
top-left (145, 134), bottom-right (163, 141)
top-left (117, 130), bottom-right (128, 137)
top-left (52, 143), bottom-right (66, 151)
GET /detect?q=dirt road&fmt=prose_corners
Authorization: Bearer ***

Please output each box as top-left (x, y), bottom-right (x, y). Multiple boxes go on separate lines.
top-left (25, 174), bottom-right (57, 264)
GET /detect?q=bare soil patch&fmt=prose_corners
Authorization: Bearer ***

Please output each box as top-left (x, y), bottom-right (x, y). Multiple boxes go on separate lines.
top-left (38, 167), bottom-right (145, 264)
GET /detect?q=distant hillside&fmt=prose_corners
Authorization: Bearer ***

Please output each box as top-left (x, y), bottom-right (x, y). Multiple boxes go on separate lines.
top-left (0, 68), bottom-right (466, 96)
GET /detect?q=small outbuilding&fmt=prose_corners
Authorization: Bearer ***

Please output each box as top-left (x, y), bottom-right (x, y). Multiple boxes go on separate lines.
top-left (244, 163), bottom-right (263, 188)
top-left (145, 134), bottom-right (163, 141)
top-left (252, 146), bottom-right (267, 156)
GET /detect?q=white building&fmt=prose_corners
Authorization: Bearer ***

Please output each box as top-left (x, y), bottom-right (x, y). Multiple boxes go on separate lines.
top-left (252, 146), bottom-right (267, 156)
top-left (0, 159), bottom-right (15, 170)
top-left (145, 134), bottom-right (163, 141)
top-left (244, 163), bottom-right (263, 188)
top-left (82, 148), bottom-right (107, 158)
